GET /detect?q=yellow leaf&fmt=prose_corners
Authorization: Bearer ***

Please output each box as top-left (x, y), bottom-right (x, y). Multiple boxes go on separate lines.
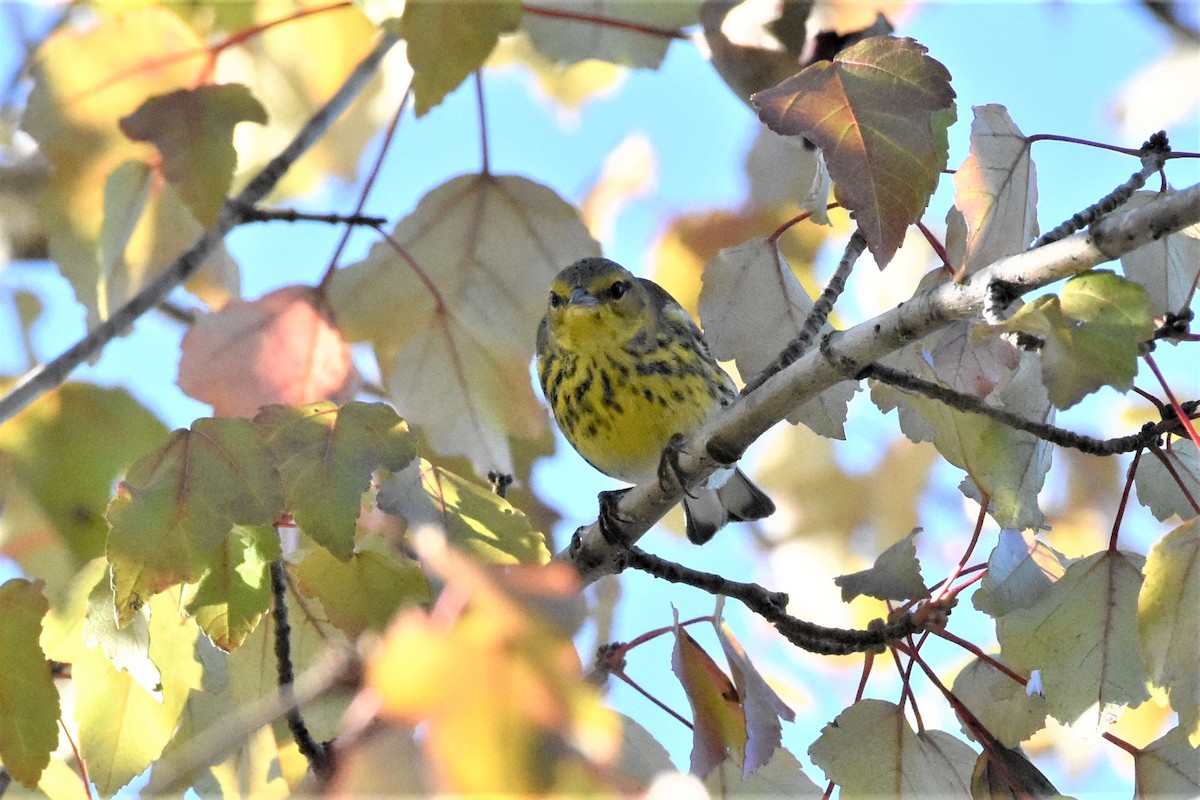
top-left (0, 579), bottom-right (59, 789)
top-left (672, 623), bottom-right (746, 777)
top-left (329, 174), bottom-right (599, 474)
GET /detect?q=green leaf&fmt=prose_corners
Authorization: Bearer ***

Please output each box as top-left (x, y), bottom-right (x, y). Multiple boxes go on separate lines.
top-left (1000, 270), bottom-right (1154, 409)
top-left (74, 590), bottom-right (203, 796)
top-left (1138, 519), bottom-right (1200, 745)
top-left (950, 656), bottom-right (1047, 747)
top-left (997, 550), bottom-right (1150, 731)
top-left (808, 699), bottom-right (976, 796)
top-left (106, 418), bottom-right (284, 625)
top-left (752, 36), bottom-right (956, 266)
top-left (1134, 439), bottom-right (1200, 523)
top-left (256, 401), bottom-right (416, 560)
top-left (119, 84), bottom-right (267, 226)
top-left (295, 540), bottom-right (431, 637)
top-left (186, 524), bottom-right (281, 652)
top-left (398, 0), bottom-right (523, 115)
top-left (82, 570), bottom-right (160, 696)
top-left (378, 459), bottom-right (549, 565)
top-left (0, 384), bottom-right (167, 567)
top-left (1134, 725), bottom-right (1200, 796)
top-left (0, 579), bottom-right (60, 789)
top-left (834, 529), bottom-right (927, 602)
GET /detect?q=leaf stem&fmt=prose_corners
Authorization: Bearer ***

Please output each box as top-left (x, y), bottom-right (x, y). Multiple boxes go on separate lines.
top-left (521, 3), bottom-right (688, 39)
top-left (1144, 351), bottom-right (1200, 449)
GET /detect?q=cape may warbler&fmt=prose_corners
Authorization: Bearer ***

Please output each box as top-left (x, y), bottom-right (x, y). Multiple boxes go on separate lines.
top-left (536, 257), bottom-right (774, 543)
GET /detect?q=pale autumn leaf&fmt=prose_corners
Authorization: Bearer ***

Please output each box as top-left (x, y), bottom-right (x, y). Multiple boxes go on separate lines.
top-left (928, 319), bottom-right (1021, 397)
top-left (1111, 43), bottom-right (1200, 141)
top-left (377, 458), bottom-right (549, 565)
top-left (523, 1), bottom-right (695, 68)
top-left (744, 129), bottom-right (834, 223)
top-left (968, 744), bottom-right (1061, 799)
top-left (74, 590), bottom-right (202, 797)
top-left (614, 714), bottom-right (675, 784)
top-left (699, 237), bottom-right (857, 438)
top-left (329, 174), bottom-right (599, 475)
top-left (255, 401), bottom-right (415, 560)
top-left (973, 529), bottom-right (1067, 618)
top-left (81, 572), bottom-right (160, 696)
top-left (703, 748), bottom-right (823, 797)
top-left (1134, 439), bottom-right (1200, 523)
top-left (872, 348), bottom-right (1053, 530)
top-left (808, 0), bottom-right (914, 34)
top-left (1138, 519), bottom-right (1200, 745)
top-left (1134, 725), bottom-right (1200, 795)
top-left (672, 621), bottom-right (746, 777)
top-left (581, 132), bottom-right (657, 245)
top-left (396, 0), bottom-right (523, 115)
top-left (179, 286), bottom-right (358, 418)
top-left (999, 270), bottom-right (1155, 409)
top-left (23, 7), bottom-right (239, 324)
top-left (951, 104), bottom-right (1039, 274)
top-left (808, 699), bottom-right (976, 797)
top-left (715, 615), bottom-right (796, 775)
top-left (106, 418), bottom-right (284, 625)
top-left (1119, 190), bottom-right (1200, 316)
top-left (834, 529), bottom-right (928, 602)
top-left (185, 524), bottom-right (280, 652)
top-left (951, 656), bottom-right (1048, 747)
top-left (997, 550), bottom-right (1151, 733)
top-left (0, 579), bottom-right (59, 789)
top-left (118, 84), bottom-right (267, 227)
top-left (752, 36), bottom-right (956, 266)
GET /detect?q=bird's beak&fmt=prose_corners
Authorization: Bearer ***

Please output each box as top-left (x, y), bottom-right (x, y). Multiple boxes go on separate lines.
top-left (569, 287), bottom-right (597, 307)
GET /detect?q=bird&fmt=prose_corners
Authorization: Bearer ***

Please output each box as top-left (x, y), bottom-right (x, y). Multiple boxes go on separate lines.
top-left (536, 256), bottom-right (774, 544)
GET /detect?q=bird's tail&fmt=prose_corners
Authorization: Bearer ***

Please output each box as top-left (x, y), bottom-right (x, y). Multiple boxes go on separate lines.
top-left (683, 467), bottom-right (774, 544)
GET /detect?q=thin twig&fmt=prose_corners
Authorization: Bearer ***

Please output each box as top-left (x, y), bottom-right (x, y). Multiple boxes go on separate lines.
top-left (234, 205), bottom-right (387, 227)
top-left (0, 31), bottom-right (399, 424)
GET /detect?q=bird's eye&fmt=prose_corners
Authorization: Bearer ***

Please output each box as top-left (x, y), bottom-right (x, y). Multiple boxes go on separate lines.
top-left (549, 291), bottom-right (565, 308)
top-left (608, 280), bottom-right (629, 300)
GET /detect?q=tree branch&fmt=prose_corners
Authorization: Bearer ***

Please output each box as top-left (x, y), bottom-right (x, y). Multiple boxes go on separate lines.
top-left (558, 182), bottom-right (1200, 585)
top-left (0, 31), bottom-right (400, 425)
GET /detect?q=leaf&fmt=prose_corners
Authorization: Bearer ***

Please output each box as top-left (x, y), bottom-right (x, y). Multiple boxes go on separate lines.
top-left (1134, 439), bottom-right (1200, 523)
top-left (672, 622), bottom-right (746, 777)
top-left (1138, 519), bottom-right (1200, 745)
top-left (118, 84), bottom-right (267, 226)
top-left (82, 571), bottom-right (160, 695)
top-left (752, 36), bottom-right (956, 266)
top-left (1134, 725), bottom-right (1200, 796)
top-left (1119, 194), bottom-right (1200, 316)
top-left (377, 459), bottom-right (550, 565)
top-left (186, 524), bottom-right (280, 652)
top-left (367, 556), bottom-right (617, 793)
top-left (716, 618), bottom-right (796, 776)
top-left (973, 529), bottom-right (1067, 618)
top-left (997, 550), bottom-right (1151, 732)
top-left (0, 384), bottom-right (167, 567)
top-left (179, 286), bottom-right (358, 418)
top-left (522, 1), bottom-right (697, 68)
top-left (834, 529), bottom-right (928, 602)
top-left (106, 418), bottom-right (284, 625)
top-left (968, 744), bottom-right (1060, 799)
top-left (950, 656), bottom-right (1048, 747)
top-left (397, 0), bottom-right (523, 115)
top-left (703, 748), bottom-right (823, 797)
top-left (928, 319), bottom-right (1021, 397)
top-left (24, 7), bottom-right (237, 324)
top-left (698, 237), bottom-right (857, 437)
top-left (951, 104), bottom-right (1039, 274)
top-left (872, 349), bottom-right (1053, 530)
top-left (255, 401), bottom-right (416, 560)
top-left (295, 543), bottom-right (431, 638)
top-left (329, 174), bottom-right (599, 474)
top-left (808, 699), bottom-right (976, 796)
top-left (0, 579), bottom-right (59, 789)
top-left (999, 270), bottom-right (1155, 409)
top-left (74, 590), bottom-right (203, 796)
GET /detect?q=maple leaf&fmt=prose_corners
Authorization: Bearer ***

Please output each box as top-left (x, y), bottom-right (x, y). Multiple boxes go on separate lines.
top-left (0, 579), bottom-right (59, 789)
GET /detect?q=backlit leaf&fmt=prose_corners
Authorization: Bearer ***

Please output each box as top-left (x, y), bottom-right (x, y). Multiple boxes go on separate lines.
top-left (834, 529), bottom-right (927, 602)
top-left (186, 524), bottom-right (280, 652)
top-left (703, 748), bottom-right (823, 797)
top-left (378, 459), bottom-right (550, 565)
top-left (1138, 519), bottom-right (1200, 745)
top-left (1134, 725), bottom-right (1200, 795)
top-left (716, 617), bottom-right (796, 775)
top-left (119, 84), bottom-right (267, 226)
top-left (0, 579), bottom-right (59, 789)
top-left (1118, 190), bottom-right (1200, 316)
top-left (1133, 439), bottom-right (1200, 523)
top-left (951, 104), bottom-right (1039, 274)
top-left (973, 529), bottom-right (1066, 618)
top-left (82, 571), bottom-right (160, 695)
top-left (752, 36), bottom-right (956, 265)
top-left (672, 622), bottom-right (746, 777)
top-left (256, 401), bottom-right (416, 560)
top-left (398, 0), bottom-right (523, 115)
top-left (329, 174), bottom-right (599, 475)
top-left (699, 237), bottom-right (857, 437)
top-left (522, 1), bottom-right (696, 68)
top-left (808, 699), bottom-right (975, 796)
top-left (951, 656), bottom-right (1048, 747)
top-left (999, 270), bottom-right (1154, 409)
top-left (107, 418), bottom-right (284, 625)
top-left (295, 541), bottom-right (431, 637)
top-left (997, 550), bottom-right (1150, 732)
